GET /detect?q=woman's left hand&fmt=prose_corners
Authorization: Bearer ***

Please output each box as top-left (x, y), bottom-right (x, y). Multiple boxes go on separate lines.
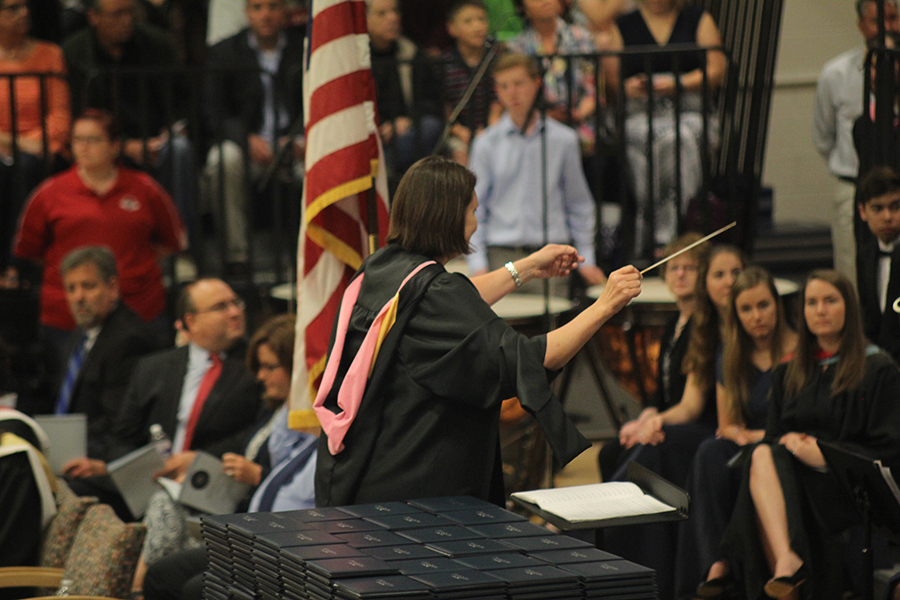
top-left (522, 245), bottom-right (584, 280)
top-left (222, 452), bottom-right (263, 486)
top-left (779, 432), bottom-right (826, 468)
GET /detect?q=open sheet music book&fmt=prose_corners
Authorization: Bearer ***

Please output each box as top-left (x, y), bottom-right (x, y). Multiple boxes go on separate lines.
top-left (511, 481), bottom-right (677, 523)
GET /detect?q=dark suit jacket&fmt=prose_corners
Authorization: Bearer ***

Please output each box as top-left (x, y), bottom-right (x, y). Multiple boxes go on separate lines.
top-left (202, 27), bottom-right (305, 153)
top-left (61, 23), bottom-right (181, 137)
top-left (857, 239), bottom-right (900, 361)
top-left (107, 342), bottom-right (263, 461)
top-left (62, 303), bottom-right (159, 462)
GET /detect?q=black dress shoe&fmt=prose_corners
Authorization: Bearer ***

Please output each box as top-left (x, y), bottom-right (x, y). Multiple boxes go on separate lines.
top-left (696, 574), bottom-right (737, 599)
top-left (764, 564), bottom-right (807, 599)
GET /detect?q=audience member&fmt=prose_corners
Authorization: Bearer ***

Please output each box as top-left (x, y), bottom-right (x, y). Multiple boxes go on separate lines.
top-left (814, 0), bottom-right (900, 286)
top-left (605, 0), bottom-right (725, 258)
top-left (53, 246), bottom-right (159, 456)
top-left (720, 270), bottom-right (900, 600)
top-left (202, 0), bottom-right (304, 274)
top-left (571, 0), bottom-right (633, 49)
top-left (367, 0), bottom-right (443, 178)
top-left (0, 408), bottom-right (55, 584)
top-left (483, 0), bottom-right (522, 41)
top-left (677, 266), bottom-right (797, 598)
top-left (439, 0), bottom-right (501, 165)
top-left (14, 109), bottom-right (186, 377)
top-left (467, 52), bottom-right (605, 291)
top-left (62, 0), bottom-right (197, 229)
top-left (597, 232), bottom-right (709, 481)
top-left (856, 165), bottom-right (900, 360)
top-left (0, 0), bottom-right (70, 272)
top-left (852, 31), bottom-right (900, 195)
top-left (63, 278), bottom-right (264, 520)
top-left (602, 244), bottom-right (743, 600)
top-left (133, 315), bottom-right (316, 598)
top-left (507, 0), bottom-right (597, 151)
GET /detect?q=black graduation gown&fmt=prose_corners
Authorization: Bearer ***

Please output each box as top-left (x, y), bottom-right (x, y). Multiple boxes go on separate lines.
top-left (721, 350), bottom-right (900, 600)
top-left (315, 244), bottom-right (591, 508)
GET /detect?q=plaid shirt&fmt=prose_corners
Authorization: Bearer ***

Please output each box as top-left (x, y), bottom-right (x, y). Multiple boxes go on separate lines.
top-left (438, 46), bottom-right (497, 134)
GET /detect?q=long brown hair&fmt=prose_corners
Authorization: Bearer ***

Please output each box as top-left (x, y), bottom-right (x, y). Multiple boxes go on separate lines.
top-left (722, 267), bottom-right (792, 423)
top-left (682, 245), bottom-right (745, 393)
top-left (784, 270), bottom-right (868, 398)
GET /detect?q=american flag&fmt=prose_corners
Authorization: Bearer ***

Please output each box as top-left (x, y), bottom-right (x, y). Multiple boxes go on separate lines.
top-left (289, 0), bottom-right (390, 429)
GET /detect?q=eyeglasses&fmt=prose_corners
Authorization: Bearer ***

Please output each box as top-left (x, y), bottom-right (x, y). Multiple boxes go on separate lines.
top-left (257, 362), bottom-right (282, 372)
top-left (191, 297), bottom-right (246, 315)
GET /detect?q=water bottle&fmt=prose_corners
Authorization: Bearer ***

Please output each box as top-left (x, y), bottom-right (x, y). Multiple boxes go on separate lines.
top-left (149, 424), bottom-right (172, 459)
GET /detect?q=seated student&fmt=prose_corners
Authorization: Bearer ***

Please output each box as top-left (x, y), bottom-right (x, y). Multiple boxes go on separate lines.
top-left (132, 315), bottom-right (316, 596)
top-left (598, 231), bottom-right (710, 481)
top-left (856, 165), bottom-right (900, 361)
top-left (676, 266), bottom-right (797, 598)
top-left (439, 0), bottom-right (502, 165)
top-left (720, 270), bottom-right (900, 600)
top-left (602, 244), bottom-right (743, 600)
top-left (0, 408), bottom-right (55, 582)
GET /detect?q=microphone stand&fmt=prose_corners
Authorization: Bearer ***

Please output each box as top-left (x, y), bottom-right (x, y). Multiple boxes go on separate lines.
top-left (433, 36), bottom-right (500, 155)
top-left (519, 68), bottom-right (552, 324)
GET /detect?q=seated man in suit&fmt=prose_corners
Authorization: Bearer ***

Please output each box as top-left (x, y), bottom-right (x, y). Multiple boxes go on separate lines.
top-left (53, 246), bottom-right (159, 461)
top-left (202, 0), bottom-right (304, 275)
top-left (65, 278), bottom-right (265, 519)
top-left (856, 165), bottom-right (900, 360)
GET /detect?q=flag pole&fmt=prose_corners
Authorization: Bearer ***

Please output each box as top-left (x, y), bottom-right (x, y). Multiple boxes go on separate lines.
top-left (368, 163), bottom-right (380, 255)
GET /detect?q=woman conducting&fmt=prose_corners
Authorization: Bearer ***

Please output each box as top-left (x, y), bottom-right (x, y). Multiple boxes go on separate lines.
top-left (721, 270), bottom-right (900, 600)
top-left (314, 155), bottom-right (642, 507)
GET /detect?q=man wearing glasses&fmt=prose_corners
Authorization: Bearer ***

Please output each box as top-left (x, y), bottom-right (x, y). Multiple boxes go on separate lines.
top-left (66, 278), bottom-right (264, 520)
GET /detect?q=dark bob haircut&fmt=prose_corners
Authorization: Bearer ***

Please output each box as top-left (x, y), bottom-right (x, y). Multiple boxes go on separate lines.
top-left (387, 155), bottom-right (476, 259)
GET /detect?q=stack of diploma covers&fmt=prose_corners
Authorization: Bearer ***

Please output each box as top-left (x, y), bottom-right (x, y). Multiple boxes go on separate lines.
top-left (200, 496), bottom-right (658, 600)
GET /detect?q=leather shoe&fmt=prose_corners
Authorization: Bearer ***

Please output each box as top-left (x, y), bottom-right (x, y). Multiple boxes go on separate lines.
top-left (696, 574), bottom-right (737, 599)
top-left (764, 564), bottom-right (807, 598)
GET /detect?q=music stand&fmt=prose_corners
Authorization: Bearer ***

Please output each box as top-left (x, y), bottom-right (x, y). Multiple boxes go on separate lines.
top-left (818, 440), bottom-right (900, 600)
top-left (511, 461), bottom-right (689, 547)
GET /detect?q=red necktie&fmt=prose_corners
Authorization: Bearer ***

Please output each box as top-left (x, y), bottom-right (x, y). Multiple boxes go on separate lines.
top-left (182, 353), bottom-right (222, 451)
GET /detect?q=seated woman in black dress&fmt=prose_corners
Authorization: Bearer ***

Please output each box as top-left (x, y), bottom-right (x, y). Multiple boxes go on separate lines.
top-left (313, 155), bottom-right (643, 507)
top-left (720, 270), bottom-right (900, 600)
top-left (676, 266), bottom-right (797, 598)
top-left (598, 231), bottom-right (710, 480)
top-left (602, 244), bottom-right (742, 600)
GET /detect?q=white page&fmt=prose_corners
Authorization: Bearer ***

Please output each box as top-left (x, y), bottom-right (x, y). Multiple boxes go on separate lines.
top-left (512, 482), bottom-right (676, 523)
